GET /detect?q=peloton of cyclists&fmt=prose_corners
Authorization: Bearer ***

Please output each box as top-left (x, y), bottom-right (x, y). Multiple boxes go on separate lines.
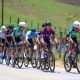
top-left (0, 20), bottom-right (80, 69)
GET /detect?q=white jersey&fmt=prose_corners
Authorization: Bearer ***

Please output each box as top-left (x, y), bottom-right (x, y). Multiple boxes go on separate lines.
top-left (0, 30), bottom-right (6, 39)
top-left (26, 31), bottom-right (31, 40)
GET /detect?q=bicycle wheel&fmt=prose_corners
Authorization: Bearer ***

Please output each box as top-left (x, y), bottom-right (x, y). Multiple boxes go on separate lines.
top-left (0, 57), bottom-right (3, 64)
top-left (31, 52), bottom-right (37, 68)
top-left (45, 56), bottom-right (50, 70)
top-left (12, 57), bottom-right (16, 68)
top-left (36, 59), bottom-right (41, 69)
top-left (49, 52), bottom-right (55, 72)
top-left (0, 54), bottom-right (3, 64)
top-left (5, 51), bottom-right (11, 66)
top-left (36, 52), bottom-right (41, 69)
top-left (76, 53), bottom-right (80, 73)
top-left (24, 52), bottom-right (29, 67)
top-left (12, 49), bottom-right (17, 68)
top-left (6, 56), bottom-right (10, 66)
top-left (64, 51), bottom-right (72, 72)
top-left (17, 51), bottom-right (24, 68)
top-left (41, 58), bottom-right (46, 71)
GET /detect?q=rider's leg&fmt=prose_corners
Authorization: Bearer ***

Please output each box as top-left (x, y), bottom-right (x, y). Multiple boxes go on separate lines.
top-left (6, 43), bottom-right (10, 59)
top-left (2, 39), bottom-right (5, 59)
top-left (69, 41), bottom-right (73, 57)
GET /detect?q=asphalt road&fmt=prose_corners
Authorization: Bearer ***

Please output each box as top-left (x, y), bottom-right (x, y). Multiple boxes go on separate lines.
top-left (0, 61), bottom-right (80, 80)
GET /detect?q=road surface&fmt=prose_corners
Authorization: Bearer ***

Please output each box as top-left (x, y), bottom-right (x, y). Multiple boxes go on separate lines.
top-left (0, 62), bottom-right (80, 80)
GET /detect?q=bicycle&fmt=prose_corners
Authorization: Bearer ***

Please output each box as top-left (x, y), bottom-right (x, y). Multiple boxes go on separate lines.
top-left (36, 44), bottom-right (55, 72)
top-left (12, 42), bottom-right (25, 68)
top-left (64, 43), bottom-right (80, 73)
top-left (5, 43), bottom-right (13, 66)
top-left (24, 44), bottom-right (37, 68)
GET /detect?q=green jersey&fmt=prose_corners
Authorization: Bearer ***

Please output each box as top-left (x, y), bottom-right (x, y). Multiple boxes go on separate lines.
top-left (66, 25), bottom-right (79, 38)
top-left (12, 27), bottom-right (25, 38)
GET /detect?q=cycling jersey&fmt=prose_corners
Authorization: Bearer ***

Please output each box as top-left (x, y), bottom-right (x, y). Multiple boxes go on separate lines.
top-left (0, 30), bottom-right (6, 39)
top-left (26, 31), bottom-right (38, 39)
top-left (66, 25), bottom-right (80, 50)
top-left (12, 27), bottom-right (25, 38)
top-left (40, 28), bottom-right (55, 39)
top-left (5, 30), bottom-right (14, 47)
top-left (12, 27), bottom-right (25, 43)
top-left (66, 25), bottom-right (80, 38)
top-left (26, 31), bottom-right (38, 47)
top-left (40, 28), bottom-right (55, 50)
top-left (6, 30), bottom-right (13, 42)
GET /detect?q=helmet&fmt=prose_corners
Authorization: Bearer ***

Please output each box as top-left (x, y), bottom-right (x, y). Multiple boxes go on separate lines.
top-left (73, 21), bottom-right (80, 28)
top-left (42, 23), bottom-right (46, 28)
top-left (1, 25), bottom-right (7, 30)
top-left (18, 22), bottom-right (27, 27)
top-left (8, 24), bottom-right (14, 29)
top-left (31, 27), bottom-right (36, 32)
top-left (44, 21), bottom-right (52, 26)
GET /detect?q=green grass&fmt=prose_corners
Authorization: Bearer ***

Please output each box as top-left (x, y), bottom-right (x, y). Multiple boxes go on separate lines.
top-left (0, 0), bottom-right (80, 60)
top-left (0, 0), bottom-right (80, 33)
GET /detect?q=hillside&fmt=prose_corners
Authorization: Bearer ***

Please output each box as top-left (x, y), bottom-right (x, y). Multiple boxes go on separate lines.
top-left (0, 0), bottom-right (80, 29)
top-left (57, 0), bottom-right (80, 6)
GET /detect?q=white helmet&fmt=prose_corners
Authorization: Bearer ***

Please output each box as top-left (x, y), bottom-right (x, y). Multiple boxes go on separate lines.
top-left (73, 21), bottom-right (80, 28)
top-left (18, 22), bottom-right (27, 27)
top-left (1, 25), bottom-right (7, 30)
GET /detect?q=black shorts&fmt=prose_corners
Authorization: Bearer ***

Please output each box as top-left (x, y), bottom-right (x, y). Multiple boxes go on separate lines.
top-left (28, 39), bottom-right (34, 47)
top-left (72, 37), bottom-right (78, 44)
top-left (7, 37), bottom-right (12, 42)
top-left (6, 41), bottom-right (14, 47)
top-left (15, 37), bottom-right (21, 43)
top-left (0, 38), bottom-right (5, 44)
top-left (72, 37), bottom-right (78, 50)
top-left (44, 38), bottom-right (52, 50)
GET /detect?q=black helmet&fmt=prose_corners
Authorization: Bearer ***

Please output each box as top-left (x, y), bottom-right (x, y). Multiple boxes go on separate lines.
top-left (44, 21), bottom-right (52, 26)
top-left (8, 24), bottom-right (14, 29)
top-left (42, 23), bottom-right (46, 28)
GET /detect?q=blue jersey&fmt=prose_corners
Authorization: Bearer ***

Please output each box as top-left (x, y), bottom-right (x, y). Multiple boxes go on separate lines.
top-left (26, 31), bottom-right (38, 39)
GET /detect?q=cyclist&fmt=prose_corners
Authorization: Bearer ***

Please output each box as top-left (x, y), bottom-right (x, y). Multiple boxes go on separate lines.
top-left (12, 22), bottom-right (27, 43)
top-left (40, 21), bottom-right (58, 50)
top-left (5, 24), bottom-right (14, 62)
top-left (26, 27), bottom-right (38, 47)
top-left (66, 21), bottom-right (80, 67)
top-left (0, 25), bottom-right (7, 62)
top-left (12, 22), bottom-right (27, 64)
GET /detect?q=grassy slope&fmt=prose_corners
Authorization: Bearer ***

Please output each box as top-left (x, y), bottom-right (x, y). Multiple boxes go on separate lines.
top-left (0, 0), bottom-right (80, 60)
top-left (0, 0), bottom-right (80, 30)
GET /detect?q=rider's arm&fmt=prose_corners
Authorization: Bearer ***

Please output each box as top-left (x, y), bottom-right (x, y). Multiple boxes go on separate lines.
top-left (36, 35), bottom-right (40, 44)
top-left (51, 29), bottom-right (58, 44)
top-left (66, 26), bottom-right (75, 43)
top-left (54, 36), bottom-right (58, 44)
top-left (11, 30), bottom-right (16, 43)
top-left (26, 36), bottom-right (30, 44)
top-left (25, 31), bottom-right (30, 44)
top-left (69, 36), bottom-right (74, 43)
top-left (5, 35), bottom-right (8, 43)
top-left (51, 35), bottom-right (58, 44)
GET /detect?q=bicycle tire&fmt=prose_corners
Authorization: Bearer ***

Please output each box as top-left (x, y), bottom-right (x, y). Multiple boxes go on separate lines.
top-left (64, 51), bottom-right (72, 72)
top-left (49, 52), bottom-right (55, 72)
top-left (76, 53), bottom-right (80, 73)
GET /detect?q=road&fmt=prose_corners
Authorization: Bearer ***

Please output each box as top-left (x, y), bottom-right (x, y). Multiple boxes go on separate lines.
top-left (0, 62), bottom-right (80, 80)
